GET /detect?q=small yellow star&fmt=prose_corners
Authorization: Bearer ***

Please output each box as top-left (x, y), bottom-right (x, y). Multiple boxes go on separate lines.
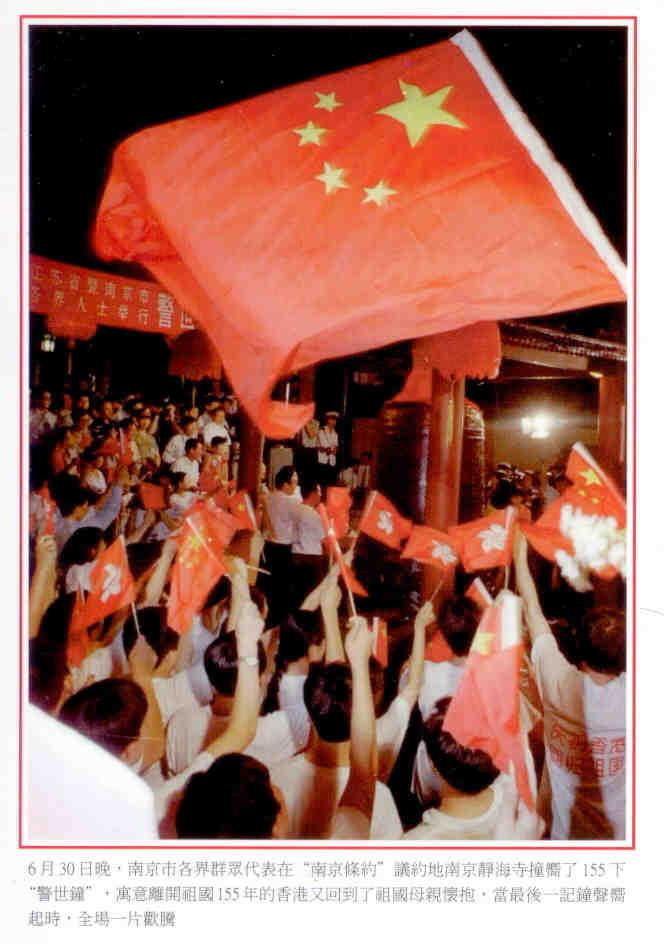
top-left (471, 631), bottom-right (494, 656)
top-left (293, 120), bottom-right (328, 146)
top-left (314, 91), bottom-right (343, 112)
top-left (377, 79), bottom-right (466, 147)
top-left (580, 467), bottom-right (602, 487)
top-left (315, 162), bottom-right (350, 195)
top-left (363, 179), bottom-right (398, 207)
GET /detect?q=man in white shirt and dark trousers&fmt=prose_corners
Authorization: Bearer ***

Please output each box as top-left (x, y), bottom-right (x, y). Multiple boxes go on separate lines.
top-left (316, 411), bottom-right (340, 487)
top-left (292, 479), bottom-right (327, 607)
top-left (260, 465), bottom-right (301, 627)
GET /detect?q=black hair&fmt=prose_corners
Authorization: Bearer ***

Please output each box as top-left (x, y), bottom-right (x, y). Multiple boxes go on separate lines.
top-left (489, 479), bottom-right (517, 509)
top-left (54, 478), bottom-right (95, 518)
top-left (210, 436), bottom-right (225, 448)
top-left (579, 606), bottom-right (626, 676)
top-left (202, 575), bottom-right (232, 611)
top-left (122, 606), bottom-right (179, 669)
top-left (423, 697), bottom-right (500, 795)
top-left (438, 596), bottom-right (481, 657)
top-left (275, 465), bottom-right (296, 489)
top-left (299, 478), bottom-right (321, 500)
top-left (59, 678), bottom-right (148, 758)
top-left (303, 662), bottom-right (351, 743)
top-left (175, 753), bottom-right (281, 839)
top-left (59, 527), bottom-right (104, 569)
top-left (36, 592), bottom-right (76, 648)
top-left (29, 638), bottom-right (69, 713)
top-left (184, 437), bottom-right (199, 454)
top-left (262, 611), bottom-right (323, 714)
top-left (180, 415), bottom-right (197, 429)
top-left (204, 633), bottom-right (267, 697)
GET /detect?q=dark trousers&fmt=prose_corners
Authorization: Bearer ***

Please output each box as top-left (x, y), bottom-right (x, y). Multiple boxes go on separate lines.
top-left (260, 541), bottom-right (294, 628)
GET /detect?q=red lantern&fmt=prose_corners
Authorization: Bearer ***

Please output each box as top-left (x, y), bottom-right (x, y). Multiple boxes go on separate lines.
top-left (168, 329), bottom-right (221, 381)
top-left (46, 314), bottom-right (96, 342)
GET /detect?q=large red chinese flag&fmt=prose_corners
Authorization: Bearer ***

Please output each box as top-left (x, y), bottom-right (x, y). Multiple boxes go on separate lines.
top-left (565, 441), bottom-right (626, 527)
top-left (359, 491), bottom-right (413, 551)
top-left (67, 538), bottom-right (136, 666)
top-left (444, 592), bottom-right (534, 809)
top-left (168, 509), bottom-right (229, 634)
top-left (449, 507), bottom-right (516, 572)
top-left (400, 524), bottom-right (460, 571)
top-left (93, 31), bottom-right (625, 438)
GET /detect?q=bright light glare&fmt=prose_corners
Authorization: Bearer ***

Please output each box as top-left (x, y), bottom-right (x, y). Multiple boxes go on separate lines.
top-left (521, 411), bottom-right (553, 439)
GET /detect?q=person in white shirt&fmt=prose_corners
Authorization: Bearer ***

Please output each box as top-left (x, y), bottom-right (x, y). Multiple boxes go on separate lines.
top-left (162, 416), bottom-right (198, 466)
top-left (203, 407), bottom-right (232, 448)
top-left (292, 480), bottom-right (327, 605)
top-left (172, 438), bottom-right (202, 489)
top-left (404, 696), bottom-right (544, 841)
top-left (514, 529), bottom-right (626, 839)
top-left (316, 411), bottom-right (340, 486)
top-left (260, 465), bottom-right (301, 627)
top-left (29, 389), bottom-right (57, 445)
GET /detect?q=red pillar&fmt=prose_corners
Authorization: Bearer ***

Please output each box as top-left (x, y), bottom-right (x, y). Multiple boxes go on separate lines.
top-left (597, 368), bottom-right (626, 486)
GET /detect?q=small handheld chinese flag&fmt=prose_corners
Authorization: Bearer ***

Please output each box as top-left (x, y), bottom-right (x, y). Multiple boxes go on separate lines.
top-left (167, 505), bottom-right (232, 634)
top-left (371, 617), bottom-right (389, 669)
top-left (424, 629), bottom-right (454, 663)
top-left (318, 504), bottom-right (367, 601)
top-left (449, 507), bottom-right (516, 572)
top-left (465, 576), bottom-right (494, 612)
top-left (326, 486), bottom-right (352, 540)
top-left (67, 537), bottom-right (136, 666)
top-left (359, 491), bottom-right (413, 551)
top-left (401, 524), bottom-right (460, 571)
top-left (37, 484), bottom-right (56, 536)
top-left (443, 591), bottom-right (534, 809)
top-left (137, 482), bottom-right (167, 511)
top-left (226, 490), bottom-right (257, 532)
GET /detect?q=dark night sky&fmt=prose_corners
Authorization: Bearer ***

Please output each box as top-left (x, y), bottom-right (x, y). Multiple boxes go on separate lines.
top-left (29, 24), bottom-right (627, 277)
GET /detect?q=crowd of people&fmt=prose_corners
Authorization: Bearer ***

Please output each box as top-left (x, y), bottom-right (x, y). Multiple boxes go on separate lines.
top-left (27, 384), bottom-right (626, 842)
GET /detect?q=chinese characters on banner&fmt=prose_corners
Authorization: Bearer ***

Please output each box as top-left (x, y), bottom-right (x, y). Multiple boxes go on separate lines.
top-left (29, 254), bottom-right (195, 337)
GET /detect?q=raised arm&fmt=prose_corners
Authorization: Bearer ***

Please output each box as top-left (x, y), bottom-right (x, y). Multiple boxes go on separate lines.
top-left (29, 534), bottom-right (58, 639)
top-left (320, 568), bottom-right (345, 663)
top-left (206, 600), bottom-right (264, 757)
top-left (398, 598), bottom-right (433, 709)
top-left (140, 538), bottom-right (178, 608)
top-left (333, 615), bottom-right (376, 836)
top-left (513, 527), bottom-right (552, 643)
top-left (127, 634), bottom-right (165, 771)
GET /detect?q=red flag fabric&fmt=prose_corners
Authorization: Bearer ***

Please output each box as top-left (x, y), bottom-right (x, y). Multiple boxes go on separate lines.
top-left (359, 491), bottom-right (413, 551)
top-left (318, 505), bottom-right (368, 599)
top-left (167, 506), bottom-right (232, 634)
top-left (325, 487), bottom-right (352, 540)
top-left (449, 507), bottom-right (517, 572)
top-left (520, 518), bottom-right (575, 564)
top-left (392, 323), bottom-right (501, 402)
top-left (465, 576), bottom-right (494, 612)
top-left (443, 592), bottom-right (534, 809)
top-left (119, 429), bottom-right (134, 467)
top-left (93, 31), bottom-right (625, 438)
top-left (400, 524), bottom-right (460, 571)
top-left (36, 484), bottom-right (56, 536)
top-left (424, 629), bottom-right (454, 663)
top-left (565, 441), bottom-right (626, 527)
top-left (67, 538), bottom-right (136, 666)
top-left (371, 617), bottom-right (389, 669)
top-left (226, 490), bottom-right (257, 532)
top-left (137, 482), bottom-right (167, 511)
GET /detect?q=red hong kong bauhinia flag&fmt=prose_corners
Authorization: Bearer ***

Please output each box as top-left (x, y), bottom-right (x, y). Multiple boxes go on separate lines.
top-left (326, 486), bottom-right (352, 540)
top-left (521, 442), bottom-right (626, 592)
top-left (449, 507), bottom-right (517, 572)
top-left (401, 524), bottom-right (460, 571)
top-left (465, 576), bottom-right (494, 612)
top-left (443, 591), bottom-right (534, 809)
top-left (67, 537), bottom-right (136, 666)
top-left (168, 504), bottom-right (235, 635)
top-left (359, 491), bottom-right (413, 551)
top-left (424, 628), bottom-right (454, 664)
top-left (93, 31), bottom-right (625, 439)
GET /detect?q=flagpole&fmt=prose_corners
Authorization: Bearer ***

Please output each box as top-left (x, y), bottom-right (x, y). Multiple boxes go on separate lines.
top-left (428, 577), bottom-right (445, 603)
top-left (131, 601), bottom-right (141, 635)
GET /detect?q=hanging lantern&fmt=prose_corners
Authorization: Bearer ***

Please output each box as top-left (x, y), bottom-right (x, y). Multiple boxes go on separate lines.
top-left (168, 329), bottom-right (221, 381)
top-left (46, 314), bottom-right (96, 342)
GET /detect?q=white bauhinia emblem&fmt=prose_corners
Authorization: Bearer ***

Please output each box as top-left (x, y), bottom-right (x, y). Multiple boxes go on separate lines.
top-left (100, 563), bottom-right (122, 603)
top-left (431, 541), bottom-right (457, 565)
top-left (479, 524), bottom-right (507, 553)
top-left (377, 510), bottom-right (394, 535)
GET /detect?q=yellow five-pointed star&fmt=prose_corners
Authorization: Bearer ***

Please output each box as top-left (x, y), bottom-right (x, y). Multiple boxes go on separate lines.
top-left (471, 631), bottom-right (494, 656)
top-left (314, 91), bottom-right (343, 112)
top-left (363, 179), bottom-right (398, 207)
top-left (579, 467), bottom-right (602, 487)
top-left (315, 162), bottom-right (350, 195)
top-left (377, 79), bottom-right (467, 147)
top-left (293, 120), bottom-right (328, 146)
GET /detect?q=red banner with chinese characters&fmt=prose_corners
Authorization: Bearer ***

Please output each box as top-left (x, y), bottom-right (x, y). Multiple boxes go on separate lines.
top-left (30, 254), bottom-right (195, 337)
